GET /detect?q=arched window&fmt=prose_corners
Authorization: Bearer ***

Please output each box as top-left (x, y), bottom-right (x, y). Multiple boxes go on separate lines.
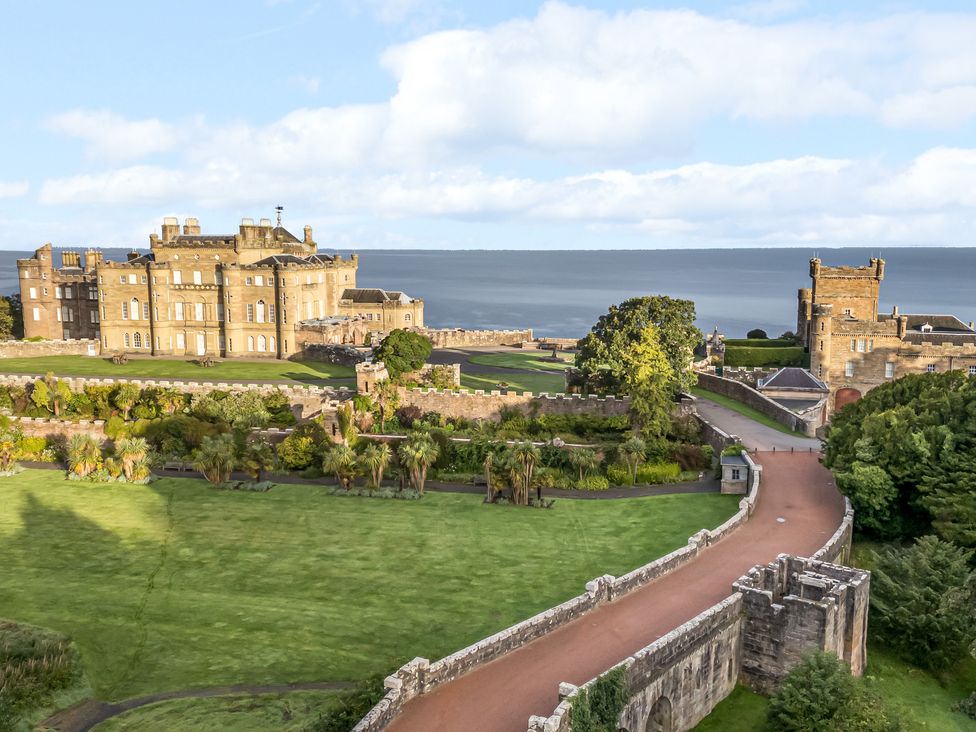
top-left (123, 332), bottom-right (130, 347)
top-left (131, 298), bottom-right (139, 321)
top-left (133, 332), bottom-right (142, 348)
top-left (247, 336), bottom-right (254, 352)
top-left (258, 335), bottom-right (267, 352)
top-left (256, 300), bottom-right (266, 323)
top-left (269, 336), bottom-right (276, 352)
top-left (145, 333), bottom-right (150, 350)
top-left (404, 313), bottom-right (412, 322)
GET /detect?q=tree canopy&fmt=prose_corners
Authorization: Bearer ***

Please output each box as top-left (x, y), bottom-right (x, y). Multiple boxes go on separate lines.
top-left (746, 328), bottom-right (768, 339)
top-left (373, 329), bottom-right (433, 379)
top-left (0, 295), bottom-right (23, 341)
top-left (575, 295), bottom-right (700, 394)
top-left (620, 325), bottom-right (677, 440)
top-left (823, 372), bottom-right (976, 546)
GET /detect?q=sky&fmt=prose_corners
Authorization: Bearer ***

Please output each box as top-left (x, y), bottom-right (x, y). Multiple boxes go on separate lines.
top-left (2, 0), bottom-right (976, 251)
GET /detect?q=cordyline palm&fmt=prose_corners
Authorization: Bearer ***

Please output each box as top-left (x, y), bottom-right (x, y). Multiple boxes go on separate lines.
top-left (334, 404), bottom-right (357, 446)
top-left (323, 444), bottom-right (359, 490)
top-left (0, 433), bottom-right (16, 472)
top-left (398, 433), bottom-right (439, 495)
top-left (359, 443), bottom-right (391, 492)
top-left (568, 448), bottom-right (600, 482)
top-left (483, 451), bottom-right (495, 502)
top-left (115, 437), bottom-right (150, 482)
top-left (241, 440), bottom-right (276, 482)
top-left (67, 433), bottom-right (103, 478)
top-left (620, 436), bottom-right (647, 482)
top-left (512, 442), bottom-right (541, 504)
top-left (373, 379), bottom-right (400, 432)
top-left (194, 434), bottom-right (236, 485)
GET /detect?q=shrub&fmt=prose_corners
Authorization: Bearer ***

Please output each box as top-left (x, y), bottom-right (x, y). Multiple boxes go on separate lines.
top-left (372, 329), bottom-right (432, 378)
top-left (277, 434), bottom-right (318, 470)
top-left (606, 464), bottom-right (634, 486)
top-left (670, 443), bottom-right (711, 471)
top-left (14, 436), bottom-right (47, 460)
top-left (576, 475), bottom-right (610, 491)
top-left (953, 691), bottom-right (976, 720)
top-left (193, 433), bottom-right (237, 485)
top-left (570, 666), bottom-right (628, 732)
top-left (746, 328), bottom-right (768, 339)
top-left (395, 405), bottom-right (423, 428)
top-left (104, 416), bottom-right (128, 440)
top-left (636, 461), bottom-right (681, 484)
top-left (308, 673), bottom-right (387, 732)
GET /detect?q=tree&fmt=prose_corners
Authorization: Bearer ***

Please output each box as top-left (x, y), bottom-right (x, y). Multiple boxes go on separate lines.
top-left (373, 378), bottom-right (400, 432)
top-left (240, 440), bottom-right (276, 482)
top-left (869, 536), bottom-right (975, 672)
top-left (619, 436), bottom-right (647, 483)
top-left (112, 383), bottom-right (140, 421)
top-left (0, 294), bottom-right (23, 340)
top-left (323, 444), bottom-right (359, 489)
top-left (483, 451), bottom-right (496, 502)
top-left (767, 651), bottom-right (901, 732)
top-left (45, 373), bottom-right (72, 419)
top-left (575, 295), bottom-right (700, 393)
top-left (0, 430), bottom-right (17, 473)
top-left (194, 433), bottom-right (237, 484)
top-left (277, 434), bottom-right (317, 470)
top-left (334, 403), bottom-right (358, 446)
top-left (114, 437), bottom-right (151, 482)
top-left (511, 441), bottom-right (541, 504)
top-left (372, 329), bottom-right (433, 379)
top-left (620, 325), bottom-right (676, 441)
top-left (398, 432), bottom-right (439, 495)
top-left (568, 448), bottom-right (600, 482)
top-left (29, 378), bottom-right (51, 414)
top-left (359, 443), bottom-right (391, 491)
top-left (67, 433), bottom-right (102, 478)
top-left (747, 328), bottom-right (768, 339)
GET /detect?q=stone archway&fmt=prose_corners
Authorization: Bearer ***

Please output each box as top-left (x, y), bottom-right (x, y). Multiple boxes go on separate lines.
top-left (645, 696), bottom-right (673, 732)
top-left (835, 388), bottom-right (862, 412)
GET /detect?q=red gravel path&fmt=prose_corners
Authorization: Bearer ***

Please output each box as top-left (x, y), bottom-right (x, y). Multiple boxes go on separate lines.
top-left (387, 452), bottom-right (844, 732)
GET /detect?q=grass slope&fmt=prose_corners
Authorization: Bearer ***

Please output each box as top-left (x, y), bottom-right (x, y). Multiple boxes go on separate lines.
top-left (460, 371), bottom-right (567, 394)
top-left (0, 470), bottom-right (739, 701)
top-left (0, 355), bottom-right (355, 385)
top-left (690, 386), bottom-right (799, 436)
top-left (91, 691), bottom-right (339, 732)
top-left (467, 351), bottom-right (575, 373)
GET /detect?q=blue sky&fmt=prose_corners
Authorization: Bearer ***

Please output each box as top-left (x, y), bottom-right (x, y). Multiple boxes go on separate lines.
top-left (2, 0), bottom-right (976, 250)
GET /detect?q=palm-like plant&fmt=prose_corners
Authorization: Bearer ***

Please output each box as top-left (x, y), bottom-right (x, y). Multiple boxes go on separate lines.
top-left (620, 436), bottom-right (647, 483)
top-left (359, 443), bottom-right (391, 491)
top-left (323, 444), bottom-right (359, 489)
top-left (240, 440), bottom-right (276, 482)
top-left (0, 432), bottom-right (16, 473)
top-left (568, 448), bottom-right (600, 482)
top-left (114, 437), bottom-right (150, 482)
top-left (67, 433), bottom-right (103, 478)
top-left (483, 451), bottom-right (495, 502)
top-left (512, 442), bottom-right (541, 504)
top-left (194, 433), bottom-right (236, 485)
top-left (373, 379), bottom-right (400, 432)
top-left (334, 404), bottom-right (358, 446)
top-left (397, 432), bottom-right (440, 495)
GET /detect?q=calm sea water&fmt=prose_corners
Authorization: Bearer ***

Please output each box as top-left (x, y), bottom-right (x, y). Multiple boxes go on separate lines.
top-left (2, 247), bottom-right (973, 339)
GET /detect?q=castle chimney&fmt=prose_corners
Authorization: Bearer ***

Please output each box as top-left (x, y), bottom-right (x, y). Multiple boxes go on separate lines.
top-left (161, 216), bottom-right (180, 241)
top-left (61, 251), bottom-right (80, 268)
top-left (304, 225), bottom-right (313, 244)
top-left (897, 315), bottom-right (908, 338)
top-left (892, 305), bottom-right (899, 317)
top-left (127, 251), bottom-right (141, 261)
top-left (183, 217), bottom-right (201, 235)
top-left (84, 249), bottom-right (102, 272)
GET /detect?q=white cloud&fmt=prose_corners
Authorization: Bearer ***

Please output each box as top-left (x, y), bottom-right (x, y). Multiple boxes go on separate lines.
top-left (46, 110), bottom-right (180, 162)
top-left (0, 181), bottom-right (29, 198)
top-left (290, 75), bottom-right (321, 94)
top-left (881, 86), bottom-right (976, 129)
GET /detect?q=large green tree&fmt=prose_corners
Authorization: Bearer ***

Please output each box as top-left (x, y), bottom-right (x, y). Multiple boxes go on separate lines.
top-left (620, 325), bottom-right (677, 441)
top-left (575, 295), bottom-right (700, 393)
top-left (824, 372), bottom-right (976, 545)
top-left (372, 330), bottom-right (432, 379)
top-left (0, 294), bottom-right (23, 340)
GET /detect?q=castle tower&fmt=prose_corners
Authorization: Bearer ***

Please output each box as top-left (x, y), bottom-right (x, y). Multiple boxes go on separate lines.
top-left (809, 303), bottom-right (833, 383)
top-left (809, 257), bottom-right (884, 323)
top-left (17, 243), bottom-right (58, 340)
top-left (796, 288), bottom-right (812, 346)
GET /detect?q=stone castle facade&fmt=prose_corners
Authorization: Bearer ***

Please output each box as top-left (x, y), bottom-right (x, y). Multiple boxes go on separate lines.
top-left (797, 257), bottom-right (976, 414)
top-left (17, 216), bottom-right (424, 358)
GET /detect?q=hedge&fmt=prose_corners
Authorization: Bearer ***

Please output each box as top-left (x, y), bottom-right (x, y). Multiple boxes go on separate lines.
top-left (724, 346), bottom-right (806, 367)
top-left (724, 338), bottom-right (797, 348)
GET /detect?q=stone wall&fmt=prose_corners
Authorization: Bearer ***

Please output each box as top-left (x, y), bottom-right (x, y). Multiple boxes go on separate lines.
top-left (7, 415), bottom-right (106, 438)
top-left (695, 371), bottom-right (819, 437)
top-left (0, 339), bottom-right (99, 358)
top-left (397, 388), bottom-right (630, 421)
top-left (421, 327), bottom-right (533, 348)
top-left (812, 498), bottom-right (855, 565)
top-left (694, 410), bottom-right (738, 455)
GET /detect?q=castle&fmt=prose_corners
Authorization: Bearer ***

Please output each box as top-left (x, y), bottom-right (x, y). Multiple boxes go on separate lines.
top-left (17, 216), bottom-right (424, 358)
top-left (797, 257), bottom-right (976, 414)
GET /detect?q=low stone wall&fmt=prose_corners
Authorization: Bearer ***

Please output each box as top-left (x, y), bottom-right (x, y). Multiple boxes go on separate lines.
top-left (811, 498), bottom-right (854, 565)
top-left (694, 409), bottom-right (738, 455)
top-left (704, 366), bottom-right (777, 387)
top-left (7, 415), bottom-right (106, 438)
top-left (397, 388), bottom-right (630, 421)
top-left (421, 328), bottom-right (533, 348)
top-left (0, 338), bottom-right (99, 358)
top-left (695, 372), bottom-right (818, 437)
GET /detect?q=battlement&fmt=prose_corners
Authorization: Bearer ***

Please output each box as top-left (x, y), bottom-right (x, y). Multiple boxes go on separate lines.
top-left (809, 257), bottom-right (884, 281)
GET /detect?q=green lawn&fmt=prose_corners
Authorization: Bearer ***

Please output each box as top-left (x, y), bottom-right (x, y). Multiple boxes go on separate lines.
top-left (0, 470), bottom-right (739, 701)
top-left (694, 651), bottom-right (976, 731)
top-left (0, 355), bottom-right (355, 385)
top-left (690, 386), bottom-right (799, 436)
top-left (92, 691), bottom-right (339, 732)
top-left (460, 371), bottom-right (568, 394)
top-left (467, 351), bottom-right (575, 373)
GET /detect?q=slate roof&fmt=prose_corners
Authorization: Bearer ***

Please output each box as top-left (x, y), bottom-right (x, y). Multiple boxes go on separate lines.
top-left (341, 288), bottom-right (414, 304)
top-left (720, 454), bottom-right (748, 467)
top-left (252, 254), bottom-right (309, 266)
top-left (273, 226), bottom-right (301, 243)
top-left (174, 235), bottom-right (236, 245)
top-left (758, 367), bottom-right (828, 392)
top-left (878, 313), bottom-right (976, 345)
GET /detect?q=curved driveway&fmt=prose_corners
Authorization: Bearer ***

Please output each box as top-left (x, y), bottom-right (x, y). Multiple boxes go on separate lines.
top-left (388, 417), bottom-right (843, 731)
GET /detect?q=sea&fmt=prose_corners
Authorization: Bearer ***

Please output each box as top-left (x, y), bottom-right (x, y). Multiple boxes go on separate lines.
top-left (2, 247), bottom-right (974, 339)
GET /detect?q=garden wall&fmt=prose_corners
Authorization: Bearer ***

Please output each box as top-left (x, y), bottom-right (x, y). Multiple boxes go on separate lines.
top-left (421, 328), bottom-right (533, 348)
top-left (0, 338), bottom-right (99, 358)
top-left (396, 388), bottom-right (630, 421)
top-left (695, 371), bottom-right (818, 436)
top-left (7, 415), bottom-right (106, 438)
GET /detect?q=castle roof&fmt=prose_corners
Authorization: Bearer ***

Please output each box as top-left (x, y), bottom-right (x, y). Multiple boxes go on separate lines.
top-left (341, 287), bottom-right (415, 304)
top-left (251, 253), bottom-right (337, 267)
top-left (758, 367), bottom-right (828, 392)
top-left (878, 313), bottom-right (976, 343)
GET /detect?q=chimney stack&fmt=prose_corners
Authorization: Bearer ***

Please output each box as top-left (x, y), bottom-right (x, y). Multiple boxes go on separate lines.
top-left (183, 217), bottom-right (200, 235)
top-left (84, 249), bottom-right (102, 272)
top-left (161, 216), bottom-right (180, 241)
top-left (61, 251), bottom-right (80, 268)
top-left (892, 305), bottom-right (899, 317)
top-left (127, 251), bottom-right (141, 261)
top-left (304, 225), bottom-right (313, 244)
top-left (897, 315), bottom-right (908, 338)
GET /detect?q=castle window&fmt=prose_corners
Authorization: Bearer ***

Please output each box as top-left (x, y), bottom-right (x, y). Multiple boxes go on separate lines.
top-left (32, 307), bottom-right (40, 321)
top-left (247, 303), bottom-right (254, 322)
top-left (42, 272), bottom-right (48, 280)
top-left (130, 298), bottom-right (139, 320)
top-left (121, 302), bottom-right (128, 320)
top-left (88, 287), bottom-right (97, 299)
top-left (119, 275), bottom-right (125, 284)
top-left (145, 333), bottom-right (150, 348)
top-left (927, 364), bottom-right (936, 373)
top-left (255, 275), bottom-right (264, 286)
top-left (228, 338), bottom-right (233, 352)
top-left (55, 287), bottom-right (62, 299)
top-left (850, 339), bottom-right (856, 351)
top-left (43, 287), bottom-right (48, 296)
top-left (28, 287), bottom-right (37, 299)
top-left (731, 468), bottom-right (741, 480)
top-left (256, 300), bottom-right (266, 323)
top-left (215, 271), bottom-right (223, 285)
top-left (176, 333), bottom-right (185, 349)
top-left (141, 275), bottom-right (147, 284)
top-left (404, 313), bottom-right (412, 322)
top-left (844, 308), bottom-right (852, 316)
top-left (56, 308), bottom-right (61, 322)
top-left (885, 362), bottom-right (894, 378)
top-left (193, 271), bottom-right (202, 285)
top-left (247, 336), bottom-right (255, 352)
top-left (868, 339), bottom-right (874, 351)
top-left (133, 332), bottom-right (142, 348)
top-left (173, 271), bottom-right (182, 285)
top-left (143, 302), bottom-right (149, 320)
top-left (856, 338), bottom-right (866, 352)
top-left (124, 333), bottom-right (130, 347)
top-left (195, 303), bottom-right (204, 321)
top-left (90, 311), bottom-right (98, 324)
top-left (969, 365), bottom-right (976, 376)
top-left (65, 285), bottom-right (72, 298)
top-left (155, 336), bottom-right (160, 350)
top-left (258, 335), bottom-right (267, 352)
top-left (367, 313), bottom-right (373, 321)
top-left (819, 340), bottom-right (823, 351)
top-left (152, 276), bottom-right (157, 284)
top-left (246, 276), bottom-right (253, 286)
top-left (845, 361), bottom-right (854, 377)
top-left (101, 306), bottom-right (106, 320)
top-left (820, 321), bottom-right (825, 331)
top-left (270, 336), bottom-right (276, 352)
top-left (128, 274), bottom-right (137, 285)
top-left (268, 303), bottom-right (275, 322)
top-left (174, 302), bottom-right (184, 320)
top-left (818, 365), bottom-right (823, 378)
top-left (216, 304), bottom-right (225, 322)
